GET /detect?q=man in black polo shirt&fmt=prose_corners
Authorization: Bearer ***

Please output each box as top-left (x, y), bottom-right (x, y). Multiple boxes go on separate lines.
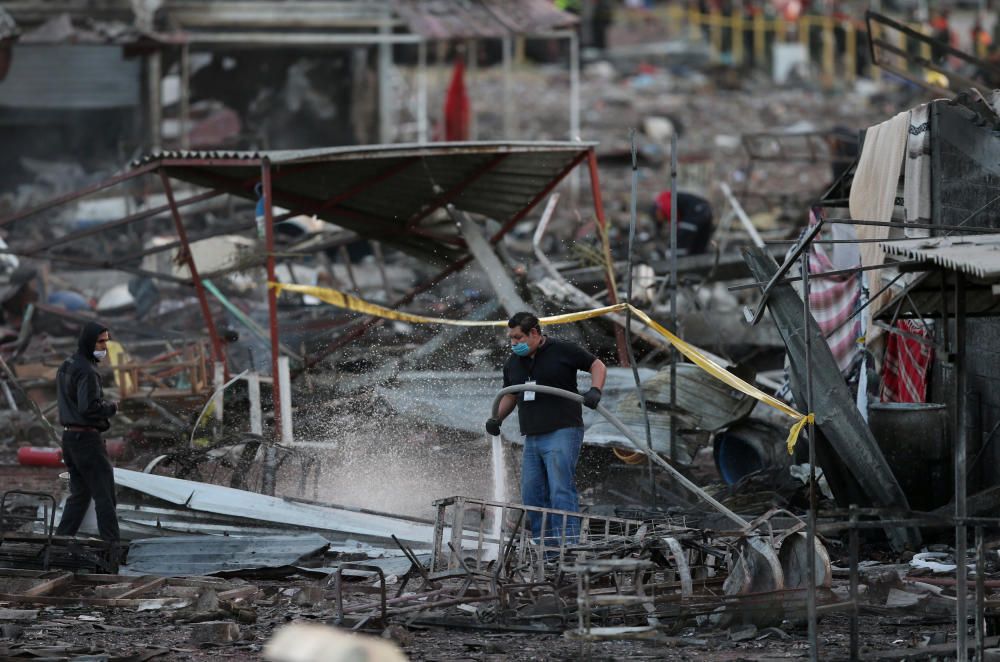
top-left (485, 312), bottom-right (606, 542)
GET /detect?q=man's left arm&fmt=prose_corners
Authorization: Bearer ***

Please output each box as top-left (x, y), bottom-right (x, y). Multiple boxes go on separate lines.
top-left (582, 358), bottom-right (606, 409)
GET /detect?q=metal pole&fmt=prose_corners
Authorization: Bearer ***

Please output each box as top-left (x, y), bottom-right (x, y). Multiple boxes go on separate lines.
top-left (466, 39), bottom-right (478, 141)
top-left (158, 170), bottom-right (225, 367)
top-left (976, 525), bottom-right (985, 660)
top-left (804, 253), bottom-right (818, 662)
top-left (417, 40), bottom-right (428, 144)
top-left (569, 29), bottom-right (581, 207)
top-left (956, 273), bottom-right (968, 662)
top-left (502, 35), bottom-right (514, 138)
top-left (262, 158), bottom-right (282, 496)
top-left (147, 50), bottom-right (162, 151)
top-left (669, 133), bottom-right (679, 465)
top-left (278, 356), bottom-right (293, 446)
top-left (248, 372), bottom-right (263, 436)
top-left (213, 361), bottom-right (224, 442)
top-left (849, 504), bottom-right (859, 661)
top-left (378, 11), bottom-right (393, 144)
top-left (586, 149), bottom-right (629, 366)
top-left (179, 42), bottom-right (191, 150)
top-left (627, 130), bottom-right (656, 504)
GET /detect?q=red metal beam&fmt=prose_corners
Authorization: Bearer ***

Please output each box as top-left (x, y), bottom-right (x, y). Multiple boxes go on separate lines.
top-left (405, 154), bottom-right (509, 229)
top-left (587, 149), bottom-right (629, 367)
top-left (263, 159), bottom-right (283, 441)
top-left (158, 170), bottom-right (227, 369)
top-left (0, 161), bottom-right (160, 230)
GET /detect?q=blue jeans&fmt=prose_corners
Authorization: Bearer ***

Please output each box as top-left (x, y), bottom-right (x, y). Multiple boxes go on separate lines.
top-left (521, 427), bottom-right (584, 543)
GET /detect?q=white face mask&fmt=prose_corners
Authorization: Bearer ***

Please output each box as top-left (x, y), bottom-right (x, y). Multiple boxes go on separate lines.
top-left (93, 350), bottom-right (107, 360)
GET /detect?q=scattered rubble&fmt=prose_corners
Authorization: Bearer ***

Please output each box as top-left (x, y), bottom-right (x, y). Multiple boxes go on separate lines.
top-left (1, 1), bottom-right (999, 660)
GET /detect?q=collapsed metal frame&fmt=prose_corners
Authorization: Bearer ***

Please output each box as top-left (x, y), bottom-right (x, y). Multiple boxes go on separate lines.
top-left (865, 10), bottom-right (1000, 99)
top-left (0, 143), bottom-right (628, 488)
top-left (730, 123), bottom-right (998, 662)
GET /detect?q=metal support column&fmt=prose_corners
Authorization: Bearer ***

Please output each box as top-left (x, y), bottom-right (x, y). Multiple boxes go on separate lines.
top-left (569, 30), bottom-right (581, 205)
top-left (502, 35), bottom-right (514, 138)
top-left (466, 39), bottom-right (478, 140)
top-left (378, 11), bottom-right (394, 144)
top-left (262, 159), bottom-right (281, 496)
top-left (158, 171), bottom-right (225, 367)
top-left (147, 50), bottom-right (162, 151)
top-left (586, 149), bottom-right (629, 366)
top-left (804, 253), bottom-right (818, 662)
top-left (417, 40), bottom-right (428, 144)
top-left (955, 273), bottom-right (969, 662)
top-left (669, 133), bottom-right (679, 465)
top-left (179, 42), bottom-right (191, 150)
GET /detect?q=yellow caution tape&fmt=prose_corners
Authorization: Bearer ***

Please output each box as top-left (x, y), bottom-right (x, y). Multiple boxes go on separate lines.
top-left (270, 282), bottom-right (814, 454)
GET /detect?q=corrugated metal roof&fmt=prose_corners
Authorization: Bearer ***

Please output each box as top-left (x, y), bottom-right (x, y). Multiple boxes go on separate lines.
top-left (114, 468), bottom-right (440, 547)
top-left (881, 233), bottom-right (1000, 281)
top-left (137, 141), bottom-right (595, 266)
top-left (122, 534), bottom-right (331, 576)
top-left (392, 0), bottom-right (578, 39)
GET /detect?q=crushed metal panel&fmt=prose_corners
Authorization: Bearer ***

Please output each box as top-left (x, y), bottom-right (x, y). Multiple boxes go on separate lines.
top-left (881, 233), bottom-right (1000, 282)
top-left (743, 248), bottom-right (920, 551)
top-left (121, 534), bottom-right (330, 576)
top-left (113, 469), bottom-right (439, 546)
top-left (392, 0), bottom-right (578, 39)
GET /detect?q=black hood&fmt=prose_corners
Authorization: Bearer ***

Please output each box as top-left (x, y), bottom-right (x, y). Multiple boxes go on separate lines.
top-left (76, 321), bottom-right (108, 362)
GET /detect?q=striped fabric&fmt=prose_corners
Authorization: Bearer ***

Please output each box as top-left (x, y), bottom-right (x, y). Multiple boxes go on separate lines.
top-left (804, 211), bottom-right (862, 373)
top-left (808, 248), bottom-right (862, 373)
top-left (880, 320), bottom-right (933, 403)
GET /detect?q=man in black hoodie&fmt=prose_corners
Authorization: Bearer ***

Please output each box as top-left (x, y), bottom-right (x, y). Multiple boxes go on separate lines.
top-left (55, 321), bottom-right (119, 541)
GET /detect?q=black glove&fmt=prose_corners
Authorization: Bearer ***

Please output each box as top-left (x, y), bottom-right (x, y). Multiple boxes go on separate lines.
top-left (485, 418), bottom-right (503, 436)
top-left (582, 387), bottom-right (602, 409)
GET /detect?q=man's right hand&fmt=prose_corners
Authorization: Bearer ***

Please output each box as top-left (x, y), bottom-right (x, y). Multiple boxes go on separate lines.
top-left (485, 418), bottom-right (502, 436)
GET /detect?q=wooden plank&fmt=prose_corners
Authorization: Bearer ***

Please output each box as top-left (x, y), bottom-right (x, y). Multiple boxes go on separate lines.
top-left (0, 569), bottom-right (49, 580)
top-left (23, 573), bottom-right (74, 597)
top-left (0, 593), bottom-right (144, 607)
top-left (169, 578), bottom-right (230, 589)
top-left (217, 586), bottom-right (257, 602)
top-left (114, 576), bottom-right (166, 599)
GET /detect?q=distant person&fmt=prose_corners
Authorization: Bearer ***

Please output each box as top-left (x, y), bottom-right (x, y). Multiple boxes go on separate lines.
top-left (55, 322), bottom-right (120, 544)
top-left (591, 0), bottom-right (614, 50)
top-left (651, 191), bottom-right (714, 256)
top-left (930, 11), bottom-right (955, 65)
top-left (485, 312), bottom-right (606, 543)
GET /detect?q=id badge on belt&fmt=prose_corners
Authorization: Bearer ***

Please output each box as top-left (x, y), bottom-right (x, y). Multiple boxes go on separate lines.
top-left (523, 380), bottom-right (536, 401)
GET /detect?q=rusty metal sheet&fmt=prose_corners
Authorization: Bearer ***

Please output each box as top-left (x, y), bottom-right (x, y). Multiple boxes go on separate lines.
top-left (130, 141), bottom-right (595, 267)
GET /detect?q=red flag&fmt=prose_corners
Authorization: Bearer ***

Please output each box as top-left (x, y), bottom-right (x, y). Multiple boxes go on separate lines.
top-left (443, 58), bottom-right (469, 141)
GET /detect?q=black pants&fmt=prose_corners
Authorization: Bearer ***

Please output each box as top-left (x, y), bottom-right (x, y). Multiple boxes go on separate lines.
top-left (56, 430), bottom-right (120, 542)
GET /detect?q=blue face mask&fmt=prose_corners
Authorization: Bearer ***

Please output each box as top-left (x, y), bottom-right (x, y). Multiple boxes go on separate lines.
top-left (511, 342), bottom-right (531, 357)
